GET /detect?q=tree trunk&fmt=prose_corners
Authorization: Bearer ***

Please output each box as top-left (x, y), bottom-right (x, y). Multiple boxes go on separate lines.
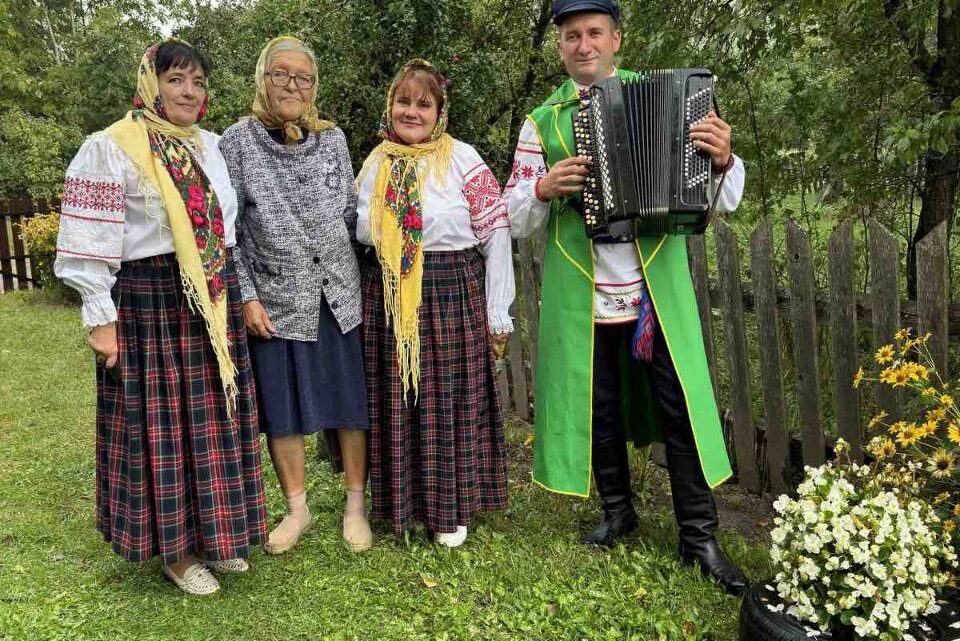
top-left (908, 149), bottom-right (959, 298)
top-left (905, 0), bottom-right (960, 298)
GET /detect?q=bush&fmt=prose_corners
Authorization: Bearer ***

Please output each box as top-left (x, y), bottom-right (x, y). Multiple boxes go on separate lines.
top-left (19, 212), bottom-right (78, 302)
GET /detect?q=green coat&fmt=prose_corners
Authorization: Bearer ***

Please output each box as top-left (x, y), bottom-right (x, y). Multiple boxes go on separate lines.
top-left (528, 70), bottom-right (733, 497)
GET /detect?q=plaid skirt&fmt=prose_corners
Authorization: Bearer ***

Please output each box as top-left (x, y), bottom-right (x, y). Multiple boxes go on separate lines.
top-left (95, 252), bottom-right (267, 565)
top-left (362, 248), bottom-right (508, 535)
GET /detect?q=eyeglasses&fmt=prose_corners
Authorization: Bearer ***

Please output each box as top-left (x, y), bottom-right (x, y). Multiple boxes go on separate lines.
top-left (266, 70), bottom-right (316, 90)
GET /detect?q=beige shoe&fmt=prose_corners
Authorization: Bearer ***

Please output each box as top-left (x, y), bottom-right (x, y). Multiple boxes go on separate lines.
top-left (161, 563), bottom-right (220, 596)
top-left (343, 510), bottom-right (373, 552)
top-left (265, 512), bottom-right (312, 555)
top-left (203, 557), bottom-right (249, 573)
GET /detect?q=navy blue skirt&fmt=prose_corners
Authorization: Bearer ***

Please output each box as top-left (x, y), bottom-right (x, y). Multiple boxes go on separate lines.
top-left (248, 296), bottom-right (369, 437)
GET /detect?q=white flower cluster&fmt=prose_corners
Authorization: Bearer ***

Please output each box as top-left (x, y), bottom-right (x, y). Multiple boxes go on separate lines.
top-left (770, 460), bottom-right (956, 639)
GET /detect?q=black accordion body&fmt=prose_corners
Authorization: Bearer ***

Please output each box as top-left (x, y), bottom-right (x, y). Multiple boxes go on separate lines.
top-left (572, 69), bottom-right (715, 238)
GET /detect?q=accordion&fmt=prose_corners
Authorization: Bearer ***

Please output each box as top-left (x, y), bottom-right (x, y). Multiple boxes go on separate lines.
top-left (572, 69), bottom-right (715, 238)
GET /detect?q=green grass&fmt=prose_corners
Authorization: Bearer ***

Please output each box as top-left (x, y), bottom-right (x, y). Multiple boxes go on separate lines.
top-left (0, 291), bottom-right (770, 641)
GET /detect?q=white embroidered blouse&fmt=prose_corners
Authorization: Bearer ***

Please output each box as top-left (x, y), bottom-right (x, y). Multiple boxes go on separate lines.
top-left (356, 139), bottom-right (515, 335)
top-left (53, 130), bottom-right (239, 328)
top-left (504, 78), bottom-right (746, 324)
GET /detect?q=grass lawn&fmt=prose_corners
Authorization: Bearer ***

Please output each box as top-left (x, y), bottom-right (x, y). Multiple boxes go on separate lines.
top-left (0, 291), bottom-right (770, 641)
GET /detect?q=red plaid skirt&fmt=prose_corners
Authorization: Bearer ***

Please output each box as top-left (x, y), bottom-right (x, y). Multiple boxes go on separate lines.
top-left (362, 248), bottom-right (508, 535)
top-left (95, 253), bottom-right (267, 564)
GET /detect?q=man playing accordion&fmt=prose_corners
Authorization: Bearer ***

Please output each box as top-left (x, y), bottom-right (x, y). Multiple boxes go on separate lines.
top-left (503, 0), bottom-right (749, 596)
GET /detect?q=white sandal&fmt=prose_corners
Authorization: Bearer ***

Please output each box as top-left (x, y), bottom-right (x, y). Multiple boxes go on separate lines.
top-left (161, 563), bottom-right (220, 596)
top-left (202, 557), bottom-right (249, 573)
top-left (435, 525), bottom-right (468, 548)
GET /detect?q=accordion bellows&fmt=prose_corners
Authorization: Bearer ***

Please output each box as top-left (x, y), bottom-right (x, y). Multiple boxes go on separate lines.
top-left (573, 69), bottom-right (714, 238)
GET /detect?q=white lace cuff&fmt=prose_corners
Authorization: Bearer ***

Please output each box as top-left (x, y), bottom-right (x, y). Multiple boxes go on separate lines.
top-left (80, 291), bottom-right (117, 328)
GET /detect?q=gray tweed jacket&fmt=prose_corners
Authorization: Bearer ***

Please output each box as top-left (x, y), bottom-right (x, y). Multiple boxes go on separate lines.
top-left (219, 119), bottom-right (362, 340)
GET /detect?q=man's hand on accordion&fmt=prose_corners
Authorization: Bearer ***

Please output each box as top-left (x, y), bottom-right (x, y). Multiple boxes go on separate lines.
top-left (689, 110), bottom-right (733, 171)
top-left (535, 156), bottom-right (592, 202)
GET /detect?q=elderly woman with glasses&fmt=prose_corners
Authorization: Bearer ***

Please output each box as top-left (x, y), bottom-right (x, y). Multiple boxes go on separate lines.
top-left (219, 36), bottom-right (371, 554)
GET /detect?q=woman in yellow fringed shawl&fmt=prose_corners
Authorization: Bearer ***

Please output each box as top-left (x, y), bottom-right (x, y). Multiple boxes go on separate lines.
top-left (357, 59), bottom-right (515, 547)
top-left (54, 40), bottom-right (267, 596)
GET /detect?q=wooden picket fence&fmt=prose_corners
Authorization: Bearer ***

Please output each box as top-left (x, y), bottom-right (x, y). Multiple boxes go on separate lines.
top-left (4, 195), bottom-right (954, 495)
top-left (0, 199), bottom-right (60, 293)
top-left (496, 218), bottom-right (955, 495)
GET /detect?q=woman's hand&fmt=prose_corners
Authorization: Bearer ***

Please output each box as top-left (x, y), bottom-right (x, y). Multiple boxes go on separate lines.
top-left (490, 333), bottom-right (509, 360)
top-left (90, 323), bottom-right (119, 368)
top-left (243, 300), bottom-right (276, 339)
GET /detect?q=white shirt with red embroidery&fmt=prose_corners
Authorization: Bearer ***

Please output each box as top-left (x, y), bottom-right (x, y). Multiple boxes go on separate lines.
top-left (53, 129), bottom-right (238, 328)
top-left (356, 139), bottom-right (514, 334)
top-left (504, 77), bottom-right (746, 324)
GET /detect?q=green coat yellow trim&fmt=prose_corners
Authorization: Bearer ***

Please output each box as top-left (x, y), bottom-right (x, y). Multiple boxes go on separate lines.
top-left (529, 71), bottom-right (733, 497)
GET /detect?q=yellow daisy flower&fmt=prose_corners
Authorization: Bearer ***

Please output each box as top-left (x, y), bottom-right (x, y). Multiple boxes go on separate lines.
top-left (868, 437), bottom-right (896, 460)
top-left (935, 491), bottom-right (951, 505)
top-left (880, 367), bottom-right (899, 386)
top-left (868, 411), bottom-right (889, 429)
top-left (875, 345), bottom-right (896, 364)
top-left (895, 328), bottom-right (911, 342)
top-left (853, 367), bottom-right (865, 389)
top-left (952, 504), bottom-right (960, 518)
top-left (930, 449), bottom-right (957, 480)
top-left (924, 386), bottom-right (939, 397)
top-left (945, 520), bottom-right (957, 534)
top-left (897, 423), bottom-right (922, 447)
top-left (908, 363), bottom-right (929, 381)
top-left (942, 395), bottom-right (955, 407)
top-left (889, 420), bottom-right (909, 436)
top-left (948, 423), bottom-right (960, 445)
top-left (892, 368), bottom-right (911, 388)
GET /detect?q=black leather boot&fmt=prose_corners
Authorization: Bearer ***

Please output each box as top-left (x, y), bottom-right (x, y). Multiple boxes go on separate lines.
top-left (584, 326), bottom-right (638, 547)
top-left (668, 447), bottom-right (749, 596)
top-left (583, 428), bottom-right (637, 546)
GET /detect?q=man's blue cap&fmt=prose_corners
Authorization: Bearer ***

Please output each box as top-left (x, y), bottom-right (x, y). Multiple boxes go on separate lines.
top-left (552, 0), bottom-right (620, 25)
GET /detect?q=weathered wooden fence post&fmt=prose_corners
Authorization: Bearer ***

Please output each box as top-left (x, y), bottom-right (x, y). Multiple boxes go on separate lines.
top-left (916, 221), bottom-right (949, 380)
top-left (868, 220), bottom-right (901, 421)
top-left (714, 219), bottom-right (760, 492)
top-left (688, 234), bottom-right (718, 400)
top-left (786, 219), bottom-right (824, 466)
top-left (828, 220), bottom-right (861, 458)
top-left (750, 219), bottom-right (789, 495)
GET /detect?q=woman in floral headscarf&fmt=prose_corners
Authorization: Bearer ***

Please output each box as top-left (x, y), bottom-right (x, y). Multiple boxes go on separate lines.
top-left (357, 59), bottom-right (514, 547)
top-left (54, 40), bottom-right (267, 596)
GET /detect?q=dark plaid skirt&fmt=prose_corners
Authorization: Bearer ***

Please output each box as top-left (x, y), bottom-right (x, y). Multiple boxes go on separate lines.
top-left (95, 252), bottom-right (268, 565)
top-left (361, 248), bottom-right (508, 536)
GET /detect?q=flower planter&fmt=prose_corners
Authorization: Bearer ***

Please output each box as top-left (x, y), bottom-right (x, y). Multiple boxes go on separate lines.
top-left (739, 581), bottom-right (960, 640)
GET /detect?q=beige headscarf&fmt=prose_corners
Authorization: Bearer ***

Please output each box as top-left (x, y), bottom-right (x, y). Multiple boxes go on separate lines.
top-left (250, 36), bottom-right (334, 144)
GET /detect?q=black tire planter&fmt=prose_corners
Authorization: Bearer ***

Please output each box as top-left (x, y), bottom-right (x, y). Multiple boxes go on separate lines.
top-left (739, 581), bottom-right (960, 641)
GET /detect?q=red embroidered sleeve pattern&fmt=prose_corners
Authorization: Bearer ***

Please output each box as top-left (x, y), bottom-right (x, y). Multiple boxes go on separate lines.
top-left (62, 176), bottom-right (125, 216)
top-left (463, 166), bottom-right (509, 241)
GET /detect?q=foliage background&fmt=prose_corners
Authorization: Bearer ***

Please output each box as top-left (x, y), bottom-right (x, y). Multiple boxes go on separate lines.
top-left (4, 0), bottom-right (960, 286)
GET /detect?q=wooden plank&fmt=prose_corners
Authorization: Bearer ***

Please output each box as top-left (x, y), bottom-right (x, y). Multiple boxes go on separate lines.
top-left (697, 279), bottom-right (960, 337)
top-left (518, 238), bottom-right (540, 393)
top-left (508, 326), bottom-right (529, 421)
top-left (916, 221), bottom-right (949, 379)
top-left (828, 220), bottom-right (861, 458)
top-left (687, 234), bottom-right (717, 392)
top-left (713, 219), bottom-right (759, 491)
top-left (785, 219), bottom-right (824, 466)
top-left (11, 214), bottom-right (30, 290)
top-left (749, 220), bottom-right (789, 495)
top-left (0, 213), bottom-right (13, 293)
top-left (496, 357), bottom-right (511, 417)
top-left (868, 220), bottom-right (901, 421)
